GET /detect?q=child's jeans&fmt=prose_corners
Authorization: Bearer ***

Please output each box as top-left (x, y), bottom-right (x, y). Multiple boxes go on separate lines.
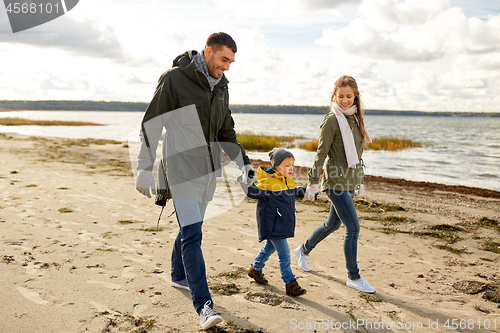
top-left (252, 238), bottom-right (295, 284)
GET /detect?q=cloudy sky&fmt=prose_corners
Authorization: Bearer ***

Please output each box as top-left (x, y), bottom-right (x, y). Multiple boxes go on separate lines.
top-left (1, 0), bottom-right (499, 112)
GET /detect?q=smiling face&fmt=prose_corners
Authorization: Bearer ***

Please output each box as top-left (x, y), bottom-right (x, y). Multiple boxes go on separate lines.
top-left (276, 156), bottom-right (295, 178)
top-left (204, 45), bottom-right (235, 79)
top-left (335, 85), bottom-right (356, 110)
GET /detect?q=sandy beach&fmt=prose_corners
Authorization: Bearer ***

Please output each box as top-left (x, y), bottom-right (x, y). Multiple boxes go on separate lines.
top-left (1, 133), bottom-right (499, 333)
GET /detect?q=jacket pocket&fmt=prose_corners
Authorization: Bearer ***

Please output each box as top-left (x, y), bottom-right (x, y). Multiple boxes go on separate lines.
top-left (170, 104), bottom-right (207, 157)
top-left (179, 98), bottom-right (207, 134)
top-left (271, 207), bottom-right (282, 233)
top-left (211, 91), bottom-right (229, 130)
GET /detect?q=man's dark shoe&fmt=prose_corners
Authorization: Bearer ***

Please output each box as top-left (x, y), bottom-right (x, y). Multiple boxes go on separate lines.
top-left (248, 264), bottom-right (268, 285)
top-left (286, 279), bottom-right (306, 296)
top-left (170, 278), bottom-right (189, 291)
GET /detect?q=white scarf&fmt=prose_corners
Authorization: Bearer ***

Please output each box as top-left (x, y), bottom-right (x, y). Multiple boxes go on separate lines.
top-left (330, 102), bottom-right (371, 168)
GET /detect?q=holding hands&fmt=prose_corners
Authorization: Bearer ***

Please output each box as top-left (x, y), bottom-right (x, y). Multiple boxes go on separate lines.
top-left (241, 164), bottom-right (256, 184)
top-left (303, 184), bottom-right (319, 201)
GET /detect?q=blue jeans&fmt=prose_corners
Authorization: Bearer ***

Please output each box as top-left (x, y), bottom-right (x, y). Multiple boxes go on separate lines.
top-left (253, 238), bottom-right (295, 284)
top-left (300, 190), bottom-right (361, 280)
top-left (171, 199), bottom-right (211, 314)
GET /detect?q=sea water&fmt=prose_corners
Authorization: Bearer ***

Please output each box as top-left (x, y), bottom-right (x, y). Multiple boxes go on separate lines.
top-left (0, 110), bottom-right (498, 191)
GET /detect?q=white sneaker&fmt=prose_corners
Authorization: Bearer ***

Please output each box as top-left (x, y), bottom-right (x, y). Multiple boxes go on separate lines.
top-left (199, 300), bottom-right (222, 330)
top-left (346, 278), bottom-right (376, 293)
top-left (294, 246), bottom-right (310, 271)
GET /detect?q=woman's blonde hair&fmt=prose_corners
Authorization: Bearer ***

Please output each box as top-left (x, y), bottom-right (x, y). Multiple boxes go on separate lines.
top-left (330, 75), bottom-right (369, 144)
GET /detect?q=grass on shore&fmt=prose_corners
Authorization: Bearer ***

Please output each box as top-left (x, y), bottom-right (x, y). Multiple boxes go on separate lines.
top-left (368, 136), bottom-right (424, 151)
top-left (298, 139), bottom-right (319, 151)
top-left (0, 117), bottom-right (104, 126)
top-left (240, 133), bottom-right (425, 152)
top-left (237, 132), bottom-right (297, 151)
top-left (299, 137), bottom-right (424, 152)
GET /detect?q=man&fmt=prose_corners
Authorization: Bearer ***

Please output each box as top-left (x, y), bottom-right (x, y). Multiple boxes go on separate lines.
top-left (135, 32), bottom-right (255, 330)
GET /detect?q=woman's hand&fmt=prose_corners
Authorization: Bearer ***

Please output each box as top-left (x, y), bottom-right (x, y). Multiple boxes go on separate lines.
top-left (303, 184), bottom-right (319, 201)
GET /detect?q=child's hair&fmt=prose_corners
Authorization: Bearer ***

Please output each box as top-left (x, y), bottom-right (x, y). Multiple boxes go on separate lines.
top-left (330, 75), bottom-right (369, 144)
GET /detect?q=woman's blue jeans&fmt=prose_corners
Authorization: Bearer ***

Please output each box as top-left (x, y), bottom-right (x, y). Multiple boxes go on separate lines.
top-left (253, 238), bottom-right (295, 284)
top-left (300, 190), bottom-right (361, 280)
top-left (171, 198), bottom-right (211, 315)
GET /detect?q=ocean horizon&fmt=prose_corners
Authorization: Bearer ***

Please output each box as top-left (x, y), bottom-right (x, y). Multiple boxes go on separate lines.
top-left (0, 110), bottom-right (499, 192)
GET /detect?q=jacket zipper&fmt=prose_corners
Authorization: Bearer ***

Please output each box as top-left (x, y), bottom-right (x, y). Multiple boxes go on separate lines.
top-left (284, 177), bottom-right (297, 213)
top-left (206, 90), bottom-right (215, 172)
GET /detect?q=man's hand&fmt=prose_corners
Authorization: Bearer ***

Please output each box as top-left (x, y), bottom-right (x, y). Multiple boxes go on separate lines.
top-left (241, 164), bottom-right (256, 184)
top-left (135, 170), bottom-right (156, 198)
top-left (303, 184), bottom-right (319, 201)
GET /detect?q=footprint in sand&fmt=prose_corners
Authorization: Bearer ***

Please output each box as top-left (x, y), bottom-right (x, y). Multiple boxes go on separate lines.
top-left (123, 255), bottom-right (153, 264)
top-left (232, 226), bottom-right (256, 237)
top-left (89, 301), bottom-right (121, 316)
top-left (16, 287), bottom-right (49, 305)
top-left (133, 304), bottom-right (148, 317)
top-left (213, 244), bottom-right (254, 258)
top-left (86, 280), bottom-right (122, 290)
top-left (25, 262), bottom-right (44, 276)
top-left (78, 230), bottom-right (102, 246)
top-left (121, 266), bottom-right (136, 279)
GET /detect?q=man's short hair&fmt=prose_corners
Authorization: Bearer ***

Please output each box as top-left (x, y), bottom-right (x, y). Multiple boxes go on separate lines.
top-left (206, 32), bottom-right (237, 53)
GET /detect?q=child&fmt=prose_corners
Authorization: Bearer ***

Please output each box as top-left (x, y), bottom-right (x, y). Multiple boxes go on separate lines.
top-left (238, 148), bottom-right (306, 296)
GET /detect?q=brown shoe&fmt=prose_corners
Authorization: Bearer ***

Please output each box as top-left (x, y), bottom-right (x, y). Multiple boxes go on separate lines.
top-left (248, 265), bottom-right (268, 285)
top-left (286, 279), bottom-right (306, 296)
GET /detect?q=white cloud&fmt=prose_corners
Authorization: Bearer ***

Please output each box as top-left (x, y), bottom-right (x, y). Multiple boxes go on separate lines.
top-left (211, 0), bottom-right (353, 21)
top-left (454, 53), bottom-right (500, 71)
top-left (464, 15), bottom-right (500, 53)
top-left (298, 0), bottom-right (362, 10)
top-left (0, 0), bottom-right (499, 112)
top-left (212, 0), bottom-right (299, 19)
top-left (0, 1), bottom-right (124, 59)
top-left (316, 1), bottom-right (500, 61)
top-left (227, 27), bottom-right (287, 104)
top-left (359, 0), bottom-right (450, 26)
top-left (310, 0), bottom-right (500, 111)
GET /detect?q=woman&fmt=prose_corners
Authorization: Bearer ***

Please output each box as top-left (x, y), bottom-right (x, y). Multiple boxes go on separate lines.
top-left (295, 75), bottom-right (375, 293)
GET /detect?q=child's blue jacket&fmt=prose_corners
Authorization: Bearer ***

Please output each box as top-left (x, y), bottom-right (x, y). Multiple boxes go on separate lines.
top-left (239, 165), bottom-right (306, 242)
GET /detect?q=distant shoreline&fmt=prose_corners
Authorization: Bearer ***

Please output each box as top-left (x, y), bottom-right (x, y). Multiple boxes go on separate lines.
top-left (1, 100), bottom-right (499, 117)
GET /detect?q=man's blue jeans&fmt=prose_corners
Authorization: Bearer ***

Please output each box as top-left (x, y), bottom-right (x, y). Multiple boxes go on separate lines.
top-left (171, 198), bottom-right (211, 314)
top-left (253, 238), bottom-right (295, 284)
top-left (300, 190), bottom-right (361, 280)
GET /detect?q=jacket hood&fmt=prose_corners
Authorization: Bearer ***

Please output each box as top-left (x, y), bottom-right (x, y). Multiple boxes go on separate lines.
top-left (172, 50), bottom-right (197, 69)
top-left (171, 50), bottom-right (228, 88)
top-left (256, 165), bottom-right (296, 191)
